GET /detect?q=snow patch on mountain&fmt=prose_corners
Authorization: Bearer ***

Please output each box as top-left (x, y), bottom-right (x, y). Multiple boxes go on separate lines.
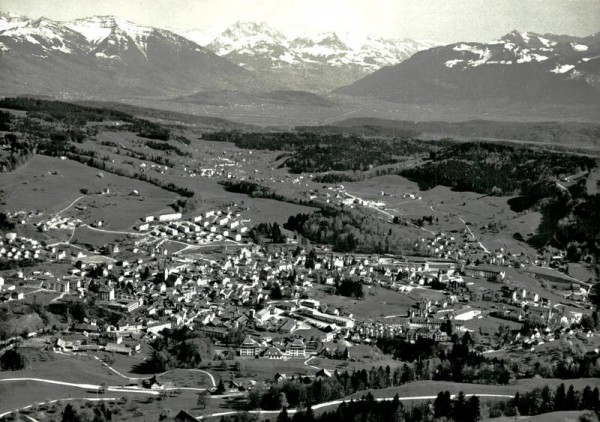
top-left (65, 19), bottom-right (112, 44)
top-left (571, 43), bottom-right (588, 52)
top-left (550, 64), bottom-right (575, 74)
top-left (201, 21), bottom-right (439, 73)
top-left (445, 59), bottom-right (464, 68)
top-left (537, 36), bottom-right (555, 47)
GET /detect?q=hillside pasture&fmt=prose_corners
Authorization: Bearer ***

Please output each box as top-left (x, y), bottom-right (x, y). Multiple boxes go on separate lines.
top-left (0, 155), bottom-right (177, 230)
top-left (343, 174), bottom-right (540, 256)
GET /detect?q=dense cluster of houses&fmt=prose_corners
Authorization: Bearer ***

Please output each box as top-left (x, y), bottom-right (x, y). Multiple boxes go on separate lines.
top-left (137, 210), bottom-right (248, 244)
top-left (0, 202), bottom-right (595, 366)
top-left (0, 232), bottom-right (44, 264)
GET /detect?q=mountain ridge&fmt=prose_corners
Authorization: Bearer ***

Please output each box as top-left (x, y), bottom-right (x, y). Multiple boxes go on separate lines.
top-left (194, 20), bottom-right (439, 91)
top-left (0, 12), bottom-right (261, 98)
top-left (335, 29), bottom-right (600, 105)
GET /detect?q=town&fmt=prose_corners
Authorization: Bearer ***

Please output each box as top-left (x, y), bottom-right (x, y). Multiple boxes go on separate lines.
top-left (1, 195), bottom-right (595, 365)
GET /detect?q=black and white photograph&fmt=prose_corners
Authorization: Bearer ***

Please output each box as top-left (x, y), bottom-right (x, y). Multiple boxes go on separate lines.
top-left (0, 1), bottom-right (598, 421)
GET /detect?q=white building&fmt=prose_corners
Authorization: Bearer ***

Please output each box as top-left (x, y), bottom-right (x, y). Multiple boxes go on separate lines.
top-left (158, 213), bottom-right (182, 222)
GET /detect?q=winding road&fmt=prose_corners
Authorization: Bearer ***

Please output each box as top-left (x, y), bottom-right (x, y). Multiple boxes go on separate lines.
top-left (0, 351), bottom-right (220, 418)
top-left (194, 393), bottom-right (515, 419)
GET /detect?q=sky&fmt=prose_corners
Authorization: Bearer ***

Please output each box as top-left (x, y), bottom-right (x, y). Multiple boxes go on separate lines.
top-left (1, 0), bottom-right (599, 43)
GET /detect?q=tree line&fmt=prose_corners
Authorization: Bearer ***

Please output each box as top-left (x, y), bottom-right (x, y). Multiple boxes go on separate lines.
top-left (203, 130), bottom-right (431, 174)
top-left (284, 208), bottom-right (428, 256)
top-left (488, 383), bottom-right (600, 419)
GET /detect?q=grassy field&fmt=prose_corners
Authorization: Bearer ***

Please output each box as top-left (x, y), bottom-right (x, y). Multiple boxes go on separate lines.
top-left (310, 284), bottom-right (416, 319)
top-left (91, 351), bottom-right (151, 378)
top-left (0, 155), bottom-right (177, 230)
top-left (82, 132), bottom-right (318, 226)
top-left (311, 356), bottom-right (404, 374)
top-left (0, 349), bottom-right (122, 386)
top-left (157, 369), bottom-right (214, 389)
top-left (484, 410), bottom-right (589, 422)
top-left (463, 315), bottom-right (522, 334)
top-left (238, 197), bottom-right (317, 225)
top-left (234, 357), bottom-right (317, 380)
top-left (70, 226), bottom-right (132, 247)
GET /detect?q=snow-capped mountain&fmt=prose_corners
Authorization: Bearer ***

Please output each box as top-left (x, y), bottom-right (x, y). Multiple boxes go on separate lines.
top-left (336, 30), bottom-right (600, 105)
top-left (179, 21), bottom-right (438, 91)
top-left (0, 13), bottom-right (258, 98)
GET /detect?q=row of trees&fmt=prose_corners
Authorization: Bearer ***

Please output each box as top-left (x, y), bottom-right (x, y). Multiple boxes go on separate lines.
top-left (220, 180), bottom-right (286, 201)
top-left (145, 140), bottom-right (191, 157)
top-left (250, 222), bottom-right (286, 244)
top-left (0, 349), bottom-right (26, 371)
top-left (204, 130), bottom-right (430, 174)
top-left (229, 383), bottom-right (600, 422)
top-left (487, 384), bottom-right (600, 418)
top-left (434, 391), bottom-right (480, 422)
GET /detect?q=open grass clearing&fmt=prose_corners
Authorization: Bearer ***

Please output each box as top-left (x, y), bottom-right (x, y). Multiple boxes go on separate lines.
top-left (463, 315), bottom-right (522, 335)
top-left (0, 350), bottom-right (121, 386)
top-left (233, 357), bottom-right (316, 380)
top-left (310, 284), bottom-right (416, 320)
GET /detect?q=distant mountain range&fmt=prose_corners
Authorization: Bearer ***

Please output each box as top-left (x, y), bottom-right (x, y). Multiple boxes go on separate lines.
top-left (180, 21), bottom-right (439, 91)
top-left (0, 12), bottom-right (598, 112)
top-left (336, 30), bottom-right (600, 105)
top-left (0, 13), bottom-right (437, 96)
top-left (0, 13), bottom-right (258, 98)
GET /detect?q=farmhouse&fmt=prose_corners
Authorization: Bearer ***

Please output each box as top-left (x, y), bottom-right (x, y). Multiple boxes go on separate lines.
top-left (261, 346), bottom-right (284, 359)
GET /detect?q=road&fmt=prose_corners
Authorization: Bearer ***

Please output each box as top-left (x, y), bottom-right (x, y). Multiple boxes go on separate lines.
top-left (0, 377), bottom-right (164, 394)
top-left (56, 195), bottom-right (85, 216)
top-left (0, 371), bottom-right (515, 420)
top-left (194, 393), bottom-right (515, 419)
top-left (78, 223), bottom-right (145, 236)
top-left (0, 352), bottom-right (219, 415)
top-left (303, 356), bottom-right (321, 370)
top-left (0, 397), bottom-right (120, 419)
top-left (89, 354), bottom-right (216, 387)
